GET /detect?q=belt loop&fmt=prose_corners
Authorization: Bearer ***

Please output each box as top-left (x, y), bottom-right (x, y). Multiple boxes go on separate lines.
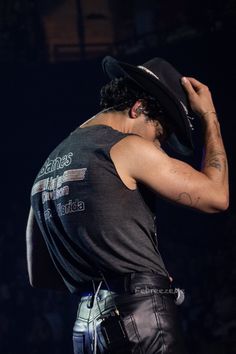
top-left (124, 274), bottom-right (128, 292)
top-left (124, 273), bottom-right (132, 293)
top-left (127, 273), bottom-right (136, 293)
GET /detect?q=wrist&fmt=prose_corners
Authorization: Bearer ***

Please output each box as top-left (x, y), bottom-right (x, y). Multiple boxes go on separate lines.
top-left (200, 111), bottom-right (219, 126)
top-left (201, 111), bottom-right (217, 118)
top-left (201, 110), bottom-right (219, 129)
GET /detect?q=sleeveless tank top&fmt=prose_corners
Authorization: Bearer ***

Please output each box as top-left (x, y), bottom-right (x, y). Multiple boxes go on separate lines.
top-left (31, 125), bottom-right (169, 292)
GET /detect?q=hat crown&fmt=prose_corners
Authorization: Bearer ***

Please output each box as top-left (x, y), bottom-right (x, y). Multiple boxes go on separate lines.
top-left (141, 58), bottom-right (188, 110)
top-left (141, 58), bottom-right (164, 75)
top-left (138, 60), bottom-right (161, 81)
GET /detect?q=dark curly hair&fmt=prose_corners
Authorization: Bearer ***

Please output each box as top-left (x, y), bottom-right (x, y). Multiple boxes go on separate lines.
top-left (99, 77), bottom-right (175, 139)
top-left (100, 77), bottom-right (166, 120)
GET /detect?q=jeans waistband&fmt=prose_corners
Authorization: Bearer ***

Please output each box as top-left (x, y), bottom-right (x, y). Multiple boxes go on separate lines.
top-left (80, 272), bottom-right (172, 296)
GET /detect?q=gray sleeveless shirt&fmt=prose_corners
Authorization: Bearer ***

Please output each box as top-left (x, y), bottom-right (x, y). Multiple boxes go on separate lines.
top-left (31, 125), bottom-right (168, 293)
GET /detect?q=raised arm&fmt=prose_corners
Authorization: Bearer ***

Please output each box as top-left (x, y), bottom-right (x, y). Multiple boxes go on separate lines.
top-left (181, 76), bottom-right (229, 209)
top-left (110, 77), bottom-right (229, 213)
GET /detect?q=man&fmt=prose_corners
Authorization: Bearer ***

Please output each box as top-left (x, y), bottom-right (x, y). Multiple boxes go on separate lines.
top-left (26, 56), bottom-right (229, 354)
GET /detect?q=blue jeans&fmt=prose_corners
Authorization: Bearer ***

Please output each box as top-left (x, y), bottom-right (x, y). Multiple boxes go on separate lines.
top-left (73, 273), bottom-right (187, 354)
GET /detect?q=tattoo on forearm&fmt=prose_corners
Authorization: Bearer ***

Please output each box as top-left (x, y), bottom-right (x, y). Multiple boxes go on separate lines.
top-left (207, 157), bottom-right (222, 171)
top-left (206, 151), bottom-right (226, 172)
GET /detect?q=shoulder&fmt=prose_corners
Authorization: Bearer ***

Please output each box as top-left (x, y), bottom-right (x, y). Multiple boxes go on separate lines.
top-left (111, 134), bottom-right (167, 164)
top-left (110, 134), bottom-right (169, 188)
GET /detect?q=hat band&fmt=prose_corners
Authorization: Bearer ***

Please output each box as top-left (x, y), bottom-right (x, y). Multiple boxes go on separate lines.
top-left (179, 101), bottom-right (194, 131)
top-left (138, 65), bottom-right (160, 81)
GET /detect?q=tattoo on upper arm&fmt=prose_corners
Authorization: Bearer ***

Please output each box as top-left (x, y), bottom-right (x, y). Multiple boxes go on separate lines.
top-left (175, 192), bottom-right (200, 207)
top-left (176, 192), bottom-right (193, 206)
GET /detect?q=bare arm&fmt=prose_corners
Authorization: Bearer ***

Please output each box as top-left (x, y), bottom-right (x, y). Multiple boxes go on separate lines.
top-left (111, 78), bottom-right (229, 213)
top-left (182, 77), bottom-right (228, 209)
top-left (26, 206), bottom-right (68, 290)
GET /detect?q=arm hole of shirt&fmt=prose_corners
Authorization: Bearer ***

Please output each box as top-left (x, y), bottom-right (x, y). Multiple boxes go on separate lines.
top-left (106, 134), bottom-right (138, 191)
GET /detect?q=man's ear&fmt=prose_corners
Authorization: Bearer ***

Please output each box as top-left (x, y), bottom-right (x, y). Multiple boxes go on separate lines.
top-left (130, 100), bottom-right (145, 118)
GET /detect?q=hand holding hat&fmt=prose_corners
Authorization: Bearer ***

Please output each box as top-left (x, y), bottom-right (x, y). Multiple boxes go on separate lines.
top-left (181, 77), bottom-right (217, 120)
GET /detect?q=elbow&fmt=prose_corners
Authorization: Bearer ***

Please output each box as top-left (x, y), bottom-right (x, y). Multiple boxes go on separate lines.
top-left (216, 195), bottom-right (229, 212)
top-left (205, 195), bottom-right (229, 214)
top-left (197, 186), bottom-right (229, 213)
top-left (215, 189), bottom-right (230, 212)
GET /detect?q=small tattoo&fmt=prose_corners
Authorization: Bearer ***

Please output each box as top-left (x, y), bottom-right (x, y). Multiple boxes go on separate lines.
top-left (206, 151), bottom-right (226, 171)
top-left (176, 192), bottom-right (193, 206)
top-left (208, 159), bottom-right (222, 171)
top-left (176, 193), bottom-right (200, 208)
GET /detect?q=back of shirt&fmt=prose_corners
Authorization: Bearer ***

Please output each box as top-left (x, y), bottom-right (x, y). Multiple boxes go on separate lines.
top-left (31, 125), bottom-right (168, 293)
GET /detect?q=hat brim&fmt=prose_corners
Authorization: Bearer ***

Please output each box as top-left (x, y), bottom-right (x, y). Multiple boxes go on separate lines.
top-left (102, 56), bottom-right (194, 156)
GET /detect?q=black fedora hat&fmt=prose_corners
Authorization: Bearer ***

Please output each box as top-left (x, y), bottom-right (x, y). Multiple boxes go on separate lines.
top-left (102, 55), bottom-right (195, 155)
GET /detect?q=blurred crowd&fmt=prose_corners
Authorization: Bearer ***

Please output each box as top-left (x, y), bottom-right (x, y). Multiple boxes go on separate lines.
top-left (0, 201), bottom-right (235, 354)
top-left (155, 201), bottom-right (236, 354)
top-left (0, 203), bottom-right (76, 354)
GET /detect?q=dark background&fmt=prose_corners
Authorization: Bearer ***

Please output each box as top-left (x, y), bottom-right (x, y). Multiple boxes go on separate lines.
top-left (0, 1), bottom-right (236, 353)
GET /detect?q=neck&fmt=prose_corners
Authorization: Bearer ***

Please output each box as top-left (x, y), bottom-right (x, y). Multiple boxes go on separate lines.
top-left (80, 110), bottom-right (163, 145)
top-left (80, 110), bottom-right (133, 134)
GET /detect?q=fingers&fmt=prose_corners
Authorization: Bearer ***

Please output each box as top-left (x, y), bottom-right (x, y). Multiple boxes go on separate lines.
top-left (187, 77), bottom-right (208, 91)
top-left (181, 75), bottom-right (214, 116)
top-left (181, 77), bottom-right (196, 96)
top-left (181, 76), bottom-right (214, 116)
top-left (181, 76), bottom-right (207, 93)
top-left (186, 76), bottom-right (203, 86)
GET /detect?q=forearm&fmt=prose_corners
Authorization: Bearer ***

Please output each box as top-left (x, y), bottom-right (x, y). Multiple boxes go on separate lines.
top-left (201, 112), bottom-right (229, 206)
